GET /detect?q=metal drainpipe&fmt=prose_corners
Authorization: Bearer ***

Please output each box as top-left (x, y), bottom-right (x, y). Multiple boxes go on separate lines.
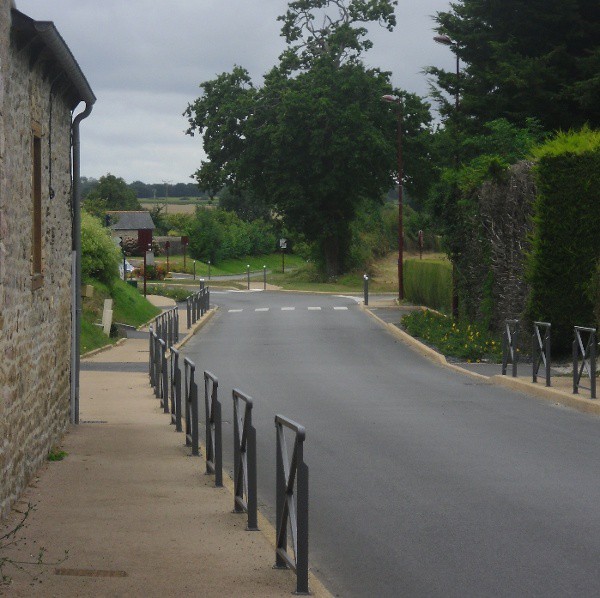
top-left (70, 102), bottom-right (93, 424)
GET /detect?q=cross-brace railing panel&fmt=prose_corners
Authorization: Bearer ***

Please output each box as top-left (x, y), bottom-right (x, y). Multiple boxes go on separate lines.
top-left (184, 357), bottom-right (199, 456)
top-left (170, 348), bottom-right (182, 432)
top-left (204, 371), bottom-right (222, 487)
top-left (532, 322), bottom-right (551, 386)
top-left (274, 414), bottom-right (309, 595)
top-left (233, 389), bottom-right (258, 531)
top-left (158, 338), bottom-right (168, 412)
top-left (573, 326), bottom-right (597, 399)
top-left (502, 319), bottom-right (519, 377)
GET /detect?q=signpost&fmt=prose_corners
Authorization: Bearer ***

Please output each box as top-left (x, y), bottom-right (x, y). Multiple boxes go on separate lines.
top-left (143, 243), bottom-right (153, 297)
top-left (280, 238), bottom-right (287, 274)
top-left (182, 236), bottom-right (189, 270)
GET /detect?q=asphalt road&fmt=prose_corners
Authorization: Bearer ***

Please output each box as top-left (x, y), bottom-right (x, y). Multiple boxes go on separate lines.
top-left (182, 290), bottom-right (600, 598)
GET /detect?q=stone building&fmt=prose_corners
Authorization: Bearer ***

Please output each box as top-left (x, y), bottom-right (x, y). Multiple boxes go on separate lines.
top-left (0, 2), bottom-right (95, 517)
top-left (107, 210), bottom-right (156, 250)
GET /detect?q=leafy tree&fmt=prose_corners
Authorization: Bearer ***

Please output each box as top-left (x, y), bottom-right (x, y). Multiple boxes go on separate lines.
top-left (84, 173), bottom-right (140, 212)
top-left (219, 187), bottom-right (271, 221)
top-left (428, 0), bottom-right (600, 132)
top-left (185, 0), bottom-right (433, 276)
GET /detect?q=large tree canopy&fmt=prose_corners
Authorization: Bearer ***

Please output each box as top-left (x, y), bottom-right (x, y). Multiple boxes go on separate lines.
top-left (428, 0), bottom-right (600, 132)
top-left (185, 0), bottom-right (432, 276)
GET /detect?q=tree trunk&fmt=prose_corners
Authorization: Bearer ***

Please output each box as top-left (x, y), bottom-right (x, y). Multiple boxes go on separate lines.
top-left (322, 235), bottom-right (341, 279)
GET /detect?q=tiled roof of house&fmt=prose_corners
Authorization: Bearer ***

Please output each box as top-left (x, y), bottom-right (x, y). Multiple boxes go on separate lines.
top-left (107, 211), bottom-right (155, 230)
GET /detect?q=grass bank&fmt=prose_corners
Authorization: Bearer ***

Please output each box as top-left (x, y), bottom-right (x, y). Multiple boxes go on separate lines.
top-left (80, 278), bottom-right (161, 354)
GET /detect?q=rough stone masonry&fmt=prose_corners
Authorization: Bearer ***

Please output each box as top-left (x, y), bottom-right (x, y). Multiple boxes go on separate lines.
top-left (0, 0), bottom-right (76, 517)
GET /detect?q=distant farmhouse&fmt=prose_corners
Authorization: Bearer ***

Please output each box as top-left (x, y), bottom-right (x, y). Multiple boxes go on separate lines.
top-left (0, 1), bottom-right (95, 517)
top-left (107, 210), bottom-right (156, 250)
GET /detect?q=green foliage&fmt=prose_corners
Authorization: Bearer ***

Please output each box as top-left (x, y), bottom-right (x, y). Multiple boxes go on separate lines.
top-left (588, 260), bottom-right (600, 332)
top-left (526, 128), bottom-right (600, 352)
top-left (429, 119), bottom-right (545, 325)
top-left (81, 212), bottom-right (120, 285)
top-left (429, 0), bottom-right (600, 132)
top-left (404, 259), bottom-right (452, 313)
top-left (109, 279), bottom-right (161, 327)
top-left (187, 208), bottom-right (276, 264)
top-left (83, 173), bottom-right (140, 213)
top-left (402, 310), bottom-right (502, 362)
top-left (184, 1), bottom-right (433, 277)
top-left (218, 187), bottom-right (271, 221)
top-left (278, 0), bottom-right (397, 69)
top-left (47, 449), bottom-right (67, 461)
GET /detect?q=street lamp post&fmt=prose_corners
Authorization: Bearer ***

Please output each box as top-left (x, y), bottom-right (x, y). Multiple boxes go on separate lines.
top-left (382, 94), bottom-right (404, 302)
top-left (434, 33), bottom-right (460, 318)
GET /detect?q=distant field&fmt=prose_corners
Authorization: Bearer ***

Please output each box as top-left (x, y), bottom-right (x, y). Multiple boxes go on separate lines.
top-left (140, 197), bottom-right (217, 215)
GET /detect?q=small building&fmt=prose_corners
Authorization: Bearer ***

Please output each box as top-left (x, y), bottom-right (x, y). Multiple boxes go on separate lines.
top-left (0, 1), bottom-right (95, 517)
top-left (107, 210), bottom-right (155, 251)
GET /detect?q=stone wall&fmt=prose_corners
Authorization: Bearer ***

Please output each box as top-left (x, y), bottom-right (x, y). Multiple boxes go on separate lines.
top-left (0, 3), bottom-right (75, 517)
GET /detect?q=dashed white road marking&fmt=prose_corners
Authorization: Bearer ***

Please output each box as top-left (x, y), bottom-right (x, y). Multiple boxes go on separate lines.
top-left (307, 307), bottom-right (321, 311)
top-left (333, 306), bottom-right (349, 311)
top-left (228, 309), bottom-right (243, 313)
top-left (281, 307), bottom-right (295, 311)
top-left (255, 308), bottom-right (269, 312)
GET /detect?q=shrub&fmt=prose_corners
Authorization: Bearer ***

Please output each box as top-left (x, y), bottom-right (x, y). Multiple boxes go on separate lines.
top-left (81, 211), bottom-right (120, 284)
top-left (138, 264), bottom-right (167, 280)
top-left (527, 128), bottom-right (600, 352)
top-left (404, 258), bottom-right (452, 313)
top-left (402, 309), bottom-right (502, 362)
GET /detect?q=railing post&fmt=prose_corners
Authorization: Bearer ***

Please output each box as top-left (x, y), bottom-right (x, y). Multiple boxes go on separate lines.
top-left (296, 460), bottom-right (309, 595)
top-left (275, 425), bottom-right (287, 570)
top-left (174, 356), bottom-right (182, 432)
top-left (247, 425), bottom-right (258, 531)
top-left (591, 330), bottom-right (597, 400)
top-left (512, 321), bottom-right (519, 378)
top-left (149, 328), bottom-right (155, 386)
top-left (573, 336), bottom-right (579, 395)
top-left (161, 342), bottom-right (169, 413)
top-left (191, 378), bottom-right (199, 456)
top-left (215, 400), bottom-right (223, 487)
top-left (186, 297), bottom-right (191, 329)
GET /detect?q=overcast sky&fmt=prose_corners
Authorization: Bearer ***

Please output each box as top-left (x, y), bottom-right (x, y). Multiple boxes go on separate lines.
top-left (16, 0), bottom-right (453, 185)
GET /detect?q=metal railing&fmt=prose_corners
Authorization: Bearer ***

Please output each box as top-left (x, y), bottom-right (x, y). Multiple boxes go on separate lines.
top-left (158, 339), bottom-right (169, 412)
top-left (532, 322), bottom-right (552, 386)
top-left (502, 319), bottom-right (519, 377)
top-left (573, 326), bottom-right (597, 399)
top-left (187, 287), bottom-right (210, 328)
top-left (233, 389), bottom-right (258, 531)
top-left (204, 371), bottom-right (222, 487)
top-left (149, 327), bottom-right (168, 403)
top-left (152, 306), bottom-right (179, 347)
top-left (274, 414), bottom-right (309, 595)
top-left (184, 357), bottom-right (200, 456)
top-left (170, 348), bottom-right (183, 432)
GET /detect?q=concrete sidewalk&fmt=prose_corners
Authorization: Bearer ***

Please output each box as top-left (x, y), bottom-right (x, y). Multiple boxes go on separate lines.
top-left (1, 297), bottom-right (329, 597)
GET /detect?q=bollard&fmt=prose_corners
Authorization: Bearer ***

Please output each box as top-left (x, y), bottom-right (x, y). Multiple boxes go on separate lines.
top-left (363, 274), bottom-right (369, 306)
top-left (247, 265), bottom-right (250, 290)
top-left (263, 265), bottom-right (267, 291)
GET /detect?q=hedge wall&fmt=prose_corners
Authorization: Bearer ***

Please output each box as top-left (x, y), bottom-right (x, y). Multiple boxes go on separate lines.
top-left (527, 128), bottom-right (600, 352)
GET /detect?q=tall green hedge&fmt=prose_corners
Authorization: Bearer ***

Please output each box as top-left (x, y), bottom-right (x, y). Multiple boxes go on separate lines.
top-left (527, 128), bottom-right (600, 352)
top-left (404, 258), bottom-right (452, 313)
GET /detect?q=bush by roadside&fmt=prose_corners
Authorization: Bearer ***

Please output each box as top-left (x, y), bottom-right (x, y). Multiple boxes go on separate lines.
top-left (402, 310), bottom-right (502, 362)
